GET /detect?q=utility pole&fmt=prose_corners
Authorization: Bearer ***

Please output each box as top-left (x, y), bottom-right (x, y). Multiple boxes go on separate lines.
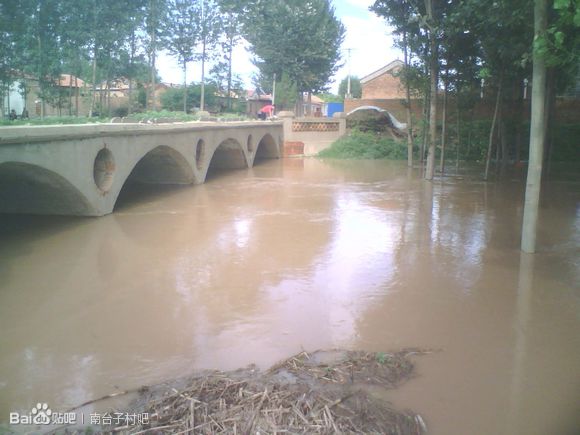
top-left (272, 73), bottom-right (276, 114)
top-left (346, 48), bottom-right (352, 99)
top-left (200, 0), bottom-right (206, 111)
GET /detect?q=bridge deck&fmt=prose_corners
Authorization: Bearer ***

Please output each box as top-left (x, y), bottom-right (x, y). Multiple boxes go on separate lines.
top-left (0, 121), bottom-right (284, 216)
top-left (0, 121), bottom-right (283, 145)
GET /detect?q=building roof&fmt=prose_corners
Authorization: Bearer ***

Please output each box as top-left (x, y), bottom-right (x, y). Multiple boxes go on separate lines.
top-left (246, 89), bottom-right (272, 101)
top-left (360, 60), bottom-right (404, 84)
top-left (58, 74), bottom-right (86, 88)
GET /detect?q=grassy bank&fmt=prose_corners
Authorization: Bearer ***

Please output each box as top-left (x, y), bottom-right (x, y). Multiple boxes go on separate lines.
top-left (0, 115), bottom-right (106, 126)
top-left (318, 130), bottom-right (407, 159)
top-left (0, 111), bottom-right (250, 127)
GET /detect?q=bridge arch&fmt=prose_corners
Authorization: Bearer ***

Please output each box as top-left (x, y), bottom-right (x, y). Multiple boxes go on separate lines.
top-left (254, 133), bottom-right (280, 161)
top-left (207, 138), bottom-right (248, 170)
top-left (125, 145), bottom-right (195, 185)
top-left (0, 162), bottom-right (96, 215)
top-left (111, 145), bottom-right (195, 212)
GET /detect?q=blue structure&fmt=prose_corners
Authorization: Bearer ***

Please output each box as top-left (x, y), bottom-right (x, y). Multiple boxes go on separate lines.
top-left (326, 102), bottom-right (344, 117)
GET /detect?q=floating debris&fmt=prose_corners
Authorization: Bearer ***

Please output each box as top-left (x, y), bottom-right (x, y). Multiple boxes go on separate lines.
top-left (64, 349), bottom-right (431, 434)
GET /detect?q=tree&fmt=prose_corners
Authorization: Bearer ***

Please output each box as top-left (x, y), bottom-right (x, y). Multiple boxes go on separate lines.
top-left (521, 0), bottom-right (580, 252)
top-left (20, 0), bottom-right (65, 118)
top-left (0, 1), bottom-right (25, 116)
top-left (163, 0), bottom-right (200, 112)
top-left (338, 76), bottom-right (362, 99)
top-left (521, 0), bottom-right (548, 253)
top-left (216, 0), bottom-right (244, 110)
top-left (244, 0), bottom-right (345, 115)
top-left (160, 82), bottom-right (218, 111)
top-left (371, 0), bottom-right (425, 168)
top-left (423, 0), bottom-right (440, 181)
top-left (198, 0), bottom-right (221, 111)
top-left (209, 61), bottom-right (244, 108)
top-left (251, 71), bottom-right (298, 111)
top-left (145, 0), bottom-right (168, 111)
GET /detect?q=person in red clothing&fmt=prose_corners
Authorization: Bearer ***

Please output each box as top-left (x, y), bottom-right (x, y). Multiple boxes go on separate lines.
top-left (257, 104), bottom-right (275, 120)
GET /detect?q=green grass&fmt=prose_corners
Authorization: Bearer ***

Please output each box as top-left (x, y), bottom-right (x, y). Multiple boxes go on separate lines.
top-left (125, 110), bottom-right (200, 122)
top-left (0, 115), bottom-right (106, 126)
top-left (318, 129), bottom-right (407, 160)
top-left (0, 110), bottom-right (250, 127)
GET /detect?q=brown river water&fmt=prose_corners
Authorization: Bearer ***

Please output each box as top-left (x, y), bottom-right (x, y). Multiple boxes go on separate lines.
top-left (0, 158), bottom-right (579, 434)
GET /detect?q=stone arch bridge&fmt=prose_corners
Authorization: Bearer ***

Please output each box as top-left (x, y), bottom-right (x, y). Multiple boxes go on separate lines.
top-left (0, 121), bottom-right (283, 216)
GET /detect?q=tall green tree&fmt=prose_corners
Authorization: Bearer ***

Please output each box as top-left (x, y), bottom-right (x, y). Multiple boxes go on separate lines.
top-left (198, 0), bottom-right (221, 111)
top-left (163, 0), bottom-right (200, 112)
top-left (145, 0), bottom-right (168, 111)
top-left (21, 0), bottom-right (65, 117)
top-left (216, 0), bottom-right (245, 110)
top-left (244, 0), bottom-right (345, 115)
top-left (522, 0), bottom-right (549, 253)
top-left (371, 0), bottom-right (426, 168)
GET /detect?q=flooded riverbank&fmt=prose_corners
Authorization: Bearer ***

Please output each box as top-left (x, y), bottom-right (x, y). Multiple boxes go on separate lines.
top-left (1, 159), bottom-right (579, 434)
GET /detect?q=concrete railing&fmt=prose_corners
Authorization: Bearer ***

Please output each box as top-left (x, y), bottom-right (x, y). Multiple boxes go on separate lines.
top-left (279, 111), bottom-right (346, 156)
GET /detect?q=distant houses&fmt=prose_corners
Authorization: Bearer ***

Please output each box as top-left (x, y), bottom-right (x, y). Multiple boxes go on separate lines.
top-left (2, 74), bottom-right (89, 118)
top-left (1, 74), bottom-right (174, 118)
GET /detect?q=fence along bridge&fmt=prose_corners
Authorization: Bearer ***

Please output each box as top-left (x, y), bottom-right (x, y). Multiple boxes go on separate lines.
top-left (0, 121), bottom-right (283, 216)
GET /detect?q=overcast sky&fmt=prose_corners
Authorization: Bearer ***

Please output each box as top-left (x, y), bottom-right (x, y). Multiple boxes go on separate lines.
top-left (156, 0), bottom-right (402, 94)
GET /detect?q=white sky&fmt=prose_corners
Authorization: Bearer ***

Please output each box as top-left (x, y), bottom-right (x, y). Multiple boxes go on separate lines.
top-left (156, 0), bottom-right (402, 94)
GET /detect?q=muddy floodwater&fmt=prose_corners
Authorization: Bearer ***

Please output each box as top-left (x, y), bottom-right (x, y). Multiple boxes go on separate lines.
top-left (0, 159), bottom-right (579, 434)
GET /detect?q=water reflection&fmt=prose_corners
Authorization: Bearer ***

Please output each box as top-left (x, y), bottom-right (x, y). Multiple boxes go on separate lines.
top-left (1, 159), bottom-right (579, 435)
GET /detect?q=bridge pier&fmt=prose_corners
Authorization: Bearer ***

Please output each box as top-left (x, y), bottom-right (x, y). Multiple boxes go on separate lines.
top-left (0, 122), bottom-right (283, 216)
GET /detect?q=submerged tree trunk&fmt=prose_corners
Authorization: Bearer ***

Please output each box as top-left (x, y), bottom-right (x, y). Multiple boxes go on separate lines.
top-left (484, 74), bottom-right (503, 180)
top-left (521, 0), bottom-right (548, 253)
top-left (424, 41), bottom-right (438, 179)
top-left (403, 30), bottom-right (414, 167)
top-left (420, 93), bottom-right (429, 166)
top-left (424, 0), bottom-right (438, 180)
top-left (456, 100), bottom-right (461, 172)
top-left (495, 100), bottom-right (502, 171)
top-left (439, 72), bottom-right (448, 174)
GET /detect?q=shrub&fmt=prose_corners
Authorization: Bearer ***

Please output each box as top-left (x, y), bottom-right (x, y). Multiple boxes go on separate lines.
top-left (318, 129), bottom-right (407, 159)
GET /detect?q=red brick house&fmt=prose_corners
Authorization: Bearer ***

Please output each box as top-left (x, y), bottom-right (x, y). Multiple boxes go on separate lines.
top-left (344, 59), bottom-right (420, 121)
top-left (360, 60), bottom-right (405, 99)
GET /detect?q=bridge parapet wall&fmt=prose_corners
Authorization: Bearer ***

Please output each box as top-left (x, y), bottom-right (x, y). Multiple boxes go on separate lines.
top-left (279, 112), bottom-right (346, 156)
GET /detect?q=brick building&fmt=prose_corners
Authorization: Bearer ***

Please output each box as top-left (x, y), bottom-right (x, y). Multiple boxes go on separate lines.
top-left (344, 59), bottom-right (418, 122)
top-left (360, 59), bottom-right (406, 99)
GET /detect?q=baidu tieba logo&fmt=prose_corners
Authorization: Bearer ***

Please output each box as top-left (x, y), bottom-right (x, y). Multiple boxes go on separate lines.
top-left (10, 403), bottom-right (53, 425)
top-left (9, 403), bottom-right (148, 427)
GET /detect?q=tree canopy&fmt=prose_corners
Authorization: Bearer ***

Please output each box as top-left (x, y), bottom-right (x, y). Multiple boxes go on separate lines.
top-left (243, 0), bottom-right (345, 96)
